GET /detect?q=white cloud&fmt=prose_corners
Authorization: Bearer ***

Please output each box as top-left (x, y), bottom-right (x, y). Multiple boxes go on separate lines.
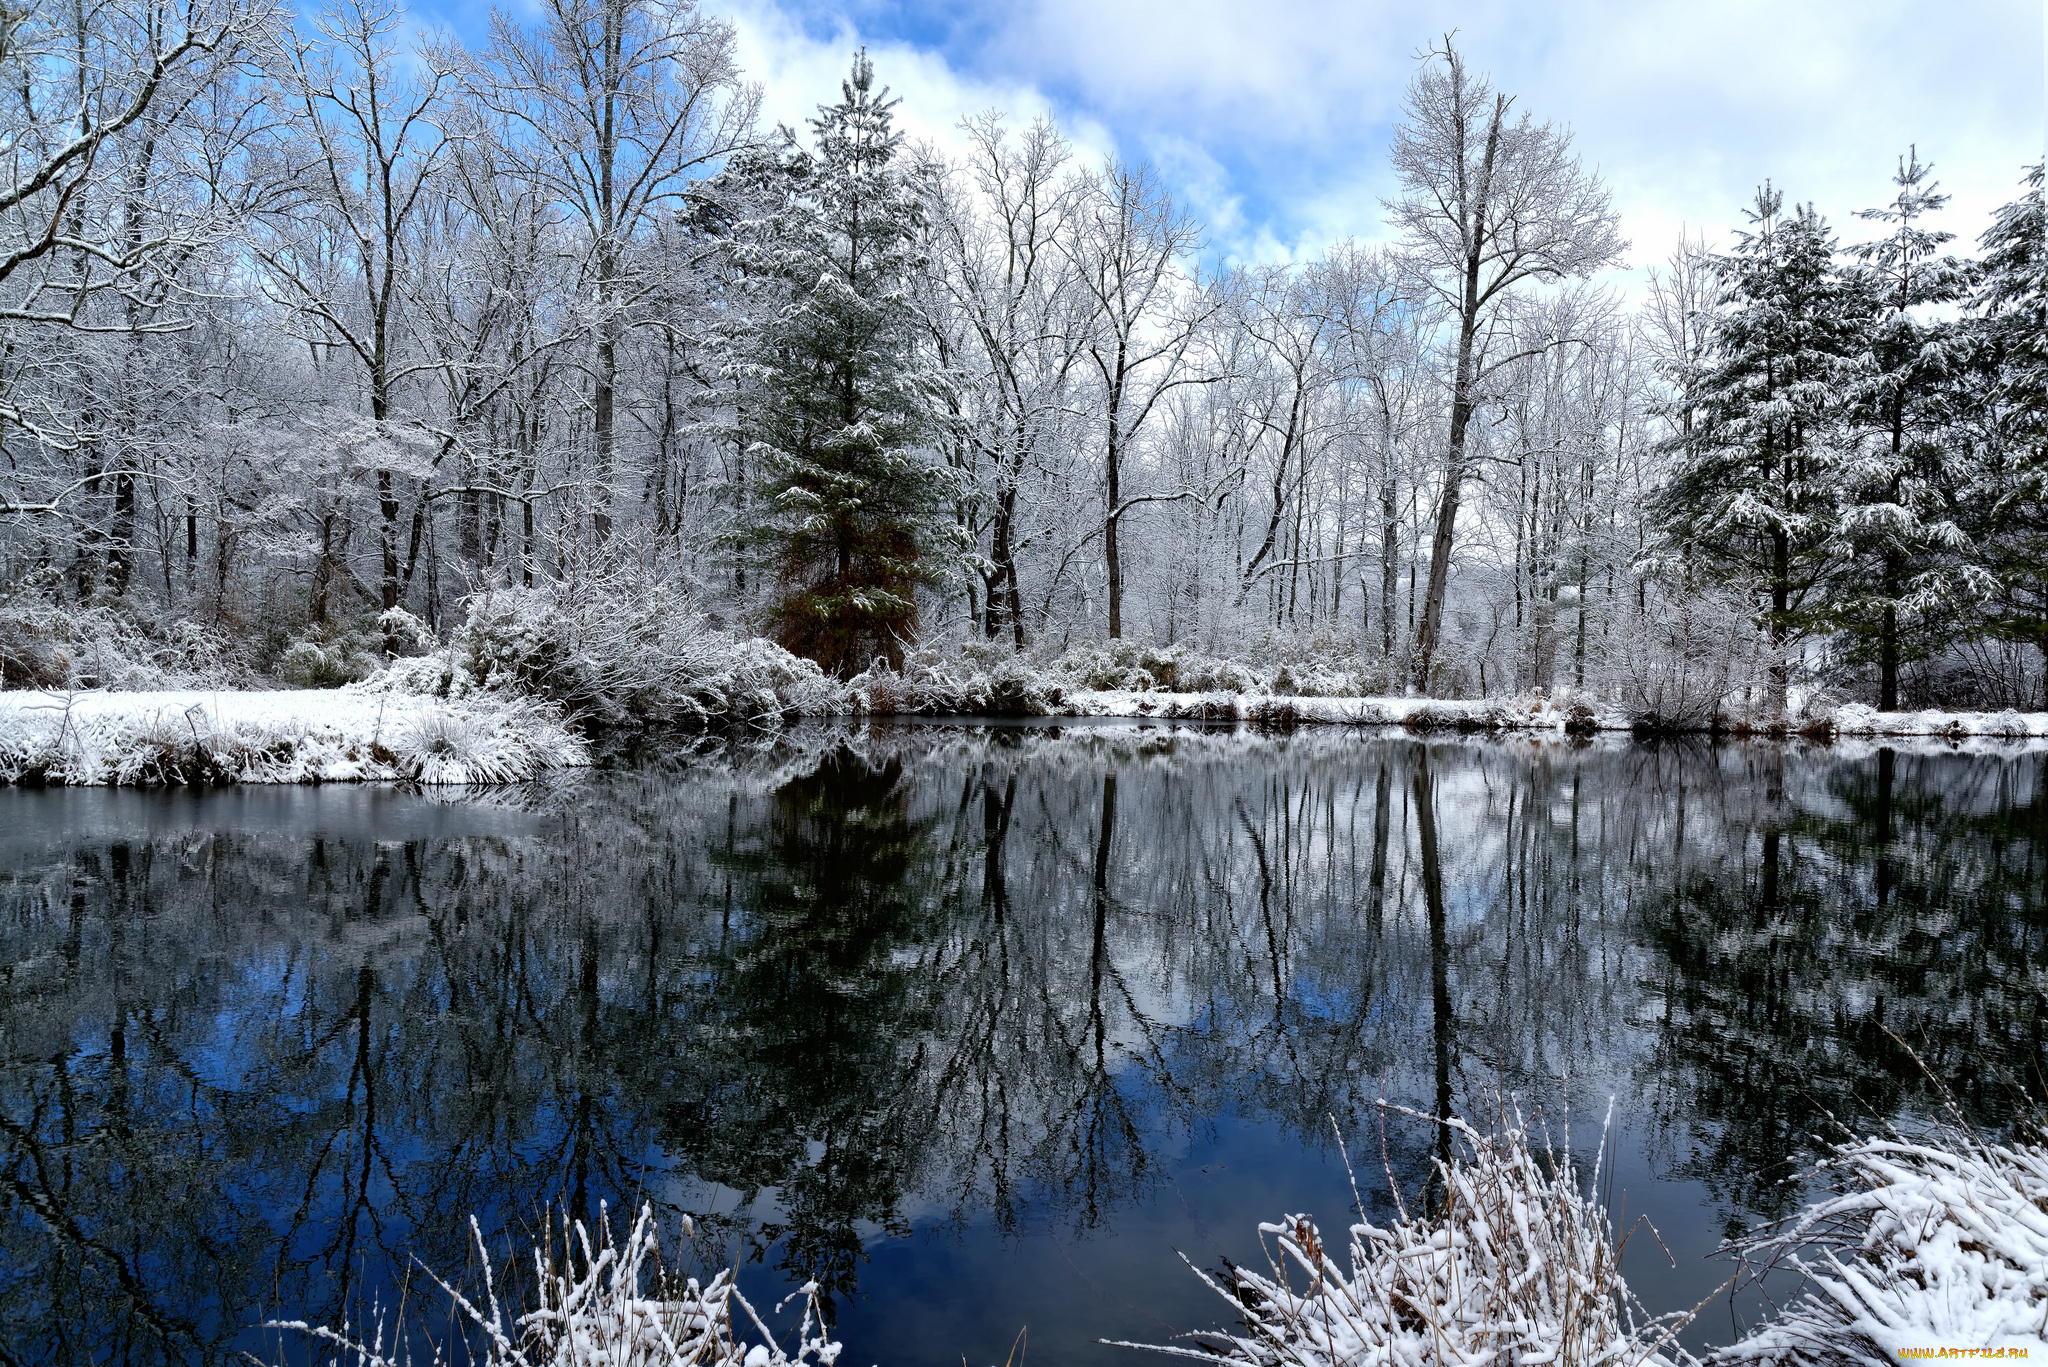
top-left (729, 0), bottom-right (2041, 278)
top-left (721, 0), bottom-right (1121, 171)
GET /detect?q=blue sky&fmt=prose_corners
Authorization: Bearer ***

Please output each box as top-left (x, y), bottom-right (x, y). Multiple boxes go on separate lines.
top-left (419, 0), bottom-right (2045, 279)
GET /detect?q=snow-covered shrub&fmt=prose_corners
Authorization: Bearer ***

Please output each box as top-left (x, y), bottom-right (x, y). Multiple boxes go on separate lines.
top-left (1159, 692), bottom-right (1243, 721)
top-left (364, 580), bottom-right (848, 727)
top-left (1056, 640), bottom-right (1159, 692)
top-left (1048, 641), bottom-right (1272, 696)
top-left (1271, 661), bottom-right (1362, 698)
top-left (1119, 1102), bottom-right (1694, 1367)
top-left (842, 647), bottom-right (1060, 717)
top-left (848, 649), bottom-right (971, 715)
top-left (1179, 655), bottom-right (1266, 694)
top-left (1044, 637), bottom-right (1405, 701)
top-left (276, 1203), bottom-right (842, 1367)
top-left (0, 577), bottom-right (257, 691)
top-left (278, 631), bottom-right (384, 687)
top-left (1913, 637), bottom-right (2045, 712)
top-left (1246, 695), bottom-right (1304, 726)
top-left (702, 636), bottom-right (848, 721)
top-left (393, 711), bottom-right (533, 785)
top-left (1600, 585), bottom-right (1751, 732)
top-left (1719, 1127), bottom-right (2048, 1364)
top-left (983, 654), bottom-right (1060, 714)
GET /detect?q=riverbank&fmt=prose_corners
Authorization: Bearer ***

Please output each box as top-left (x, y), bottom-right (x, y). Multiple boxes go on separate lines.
top-left (1054, 688), bottom-right (2048, 738)
top-left (8, 683), bottom-right (2048, 786)
top-left (0, 688), bottom-right (587, 785)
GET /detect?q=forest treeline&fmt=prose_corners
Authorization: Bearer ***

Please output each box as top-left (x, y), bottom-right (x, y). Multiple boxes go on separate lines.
top-left (0, 0), bottom-right (2042, 716)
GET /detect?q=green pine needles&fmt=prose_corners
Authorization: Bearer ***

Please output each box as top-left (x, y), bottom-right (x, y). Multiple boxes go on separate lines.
top-left (708, 50), bottom-right (961, 679)
top-left (1654, 186), bottom-right (1871, 713)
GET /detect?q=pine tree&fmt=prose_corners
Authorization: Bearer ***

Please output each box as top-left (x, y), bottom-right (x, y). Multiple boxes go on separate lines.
top-left (1835, 150), bottom-right (1977, 709)
top-left (1959, 164), bottom-right (2048, 689)
top-left (1653, 186), bottom-right (1865, 714)
top-left (708, 51), bottom-right (959, 678)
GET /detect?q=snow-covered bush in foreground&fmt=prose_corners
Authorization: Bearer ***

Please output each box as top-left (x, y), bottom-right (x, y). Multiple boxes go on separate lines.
top-left (1718, 1128), bottom-right (2048, 1364)
top-left (1117, 1103), bottom-right (1697, 1367)
top-left (0, 690), bottom-right (586, 785)
top-left (278, 1203), bottom-right (840, 1367)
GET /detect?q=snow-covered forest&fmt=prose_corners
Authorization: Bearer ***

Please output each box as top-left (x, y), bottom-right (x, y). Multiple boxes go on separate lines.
top-left (2, 0), bottom-right (2044, 720)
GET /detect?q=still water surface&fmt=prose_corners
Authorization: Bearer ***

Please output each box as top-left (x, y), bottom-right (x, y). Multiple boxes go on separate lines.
top-left (3, 722), bottom-right (2046, 1365)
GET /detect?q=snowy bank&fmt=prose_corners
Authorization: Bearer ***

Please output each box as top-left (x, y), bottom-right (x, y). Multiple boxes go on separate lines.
top-left (1824, 703), bottom-right (2048, 739)
top-left (0, 689), bottom-right (587, 785)
top-left (1054, 688), bottom-right (1607, 730)
top-left (1051, 688), bottom-right (2048, 741)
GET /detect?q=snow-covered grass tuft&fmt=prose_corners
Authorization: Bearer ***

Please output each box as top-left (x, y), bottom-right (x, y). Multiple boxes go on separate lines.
top-left (274, 1203), bottom-right (842, 1367)
top-left (392, 709), bottom-right (559, 785)
top-left (1719, 1127), bottom-right (2048, 1364)
top-left (0, 689), bottom-right (587, 786)
top-left (1116, 1101), bottom-right (1699, 1367)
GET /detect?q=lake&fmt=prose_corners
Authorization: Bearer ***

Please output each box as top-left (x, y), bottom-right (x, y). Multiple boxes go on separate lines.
top-left (3, 722), bottom-right (2045, 1365)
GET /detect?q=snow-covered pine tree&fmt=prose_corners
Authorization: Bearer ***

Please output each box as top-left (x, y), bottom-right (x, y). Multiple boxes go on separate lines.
top-left (1959, 163), bottom-right (2048, 692)
top-left (1653, 186), bottom-right (1865, 715)
top-left (707, 50), bottom-right (959, 678)
top-left (1835, 149), bottom-right (1978, 710)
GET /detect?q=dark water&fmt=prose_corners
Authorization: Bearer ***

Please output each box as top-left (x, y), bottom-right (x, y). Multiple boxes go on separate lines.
top-left (4, 723), bottom-right (2046, 1366)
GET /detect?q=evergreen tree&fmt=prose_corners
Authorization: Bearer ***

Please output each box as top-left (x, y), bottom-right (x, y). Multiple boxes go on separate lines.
top-left (1653, 186), bottom-right (1866, 714)
top-left (708, 51), bottom-right (959, 677)
top-left (1835, 150), bottom-right (1978, 709)
top-left (1959, 164), bottom-right (2048, 689)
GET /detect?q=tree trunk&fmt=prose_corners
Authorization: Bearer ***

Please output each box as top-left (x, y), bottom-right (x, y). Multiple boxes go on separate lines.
top-left (1879, 592), bottom-right (1900, 711)
top-left (312, 512), bottom-right (335, 625)
top-left (1413, 323), bottom-right (1480, 693)
top-left (378, 469), bottom-right (401, 654)
top-left (1381, 480), bottom-right (1398, 658)
top-left (1879, 409), bottom-right (1907, 711)
top-left (593, 324), bottom-right (617, 545)
top-left (1769, 525), bottom-right (1791, 717)
top-left (1104, 425), bottom-right (1123, 639)
top-left (1410, 94), bottom-right (1505, 694)
top-left (108, 470), bottom-right (135, 596)
top-left (988, 484), bottom-right (1023, 647)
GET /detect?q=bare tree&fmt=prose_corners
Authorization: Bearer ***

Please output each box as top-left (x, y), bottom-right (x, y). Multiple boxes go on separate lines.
top-left (469, 0), bottom-right (757, 547)
top-left (928, 114), bottom-right (1087, 648)
top-left (0, 0), bottom-right (266, 519)
top-left (1388, 37), bottom-right (1623, 692)
top-left (256, 0), bottom-right (450, 645)
top-left (1067, 160), bottom-right (1225, 639)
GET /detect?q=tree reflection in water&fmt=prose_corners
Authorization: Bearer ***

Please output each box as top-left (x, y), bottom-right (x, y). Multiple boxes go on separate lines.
top-left (1, 727), bottom-right (2043, 1365)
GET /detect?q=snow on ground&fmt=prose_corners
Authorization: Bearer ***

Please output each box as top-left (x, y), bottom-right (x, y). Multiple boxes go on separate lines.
top-left (1056, 689), bottom-right (1592, 728)
top-left (1826, 703), bottom-right (2048, 738)
top-left (0, 688), bottom-right (588, 785)
top-left (11, 679), bottom-right (2048, 788)
top-left (1058, 689), bottom-right (2048, 741)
